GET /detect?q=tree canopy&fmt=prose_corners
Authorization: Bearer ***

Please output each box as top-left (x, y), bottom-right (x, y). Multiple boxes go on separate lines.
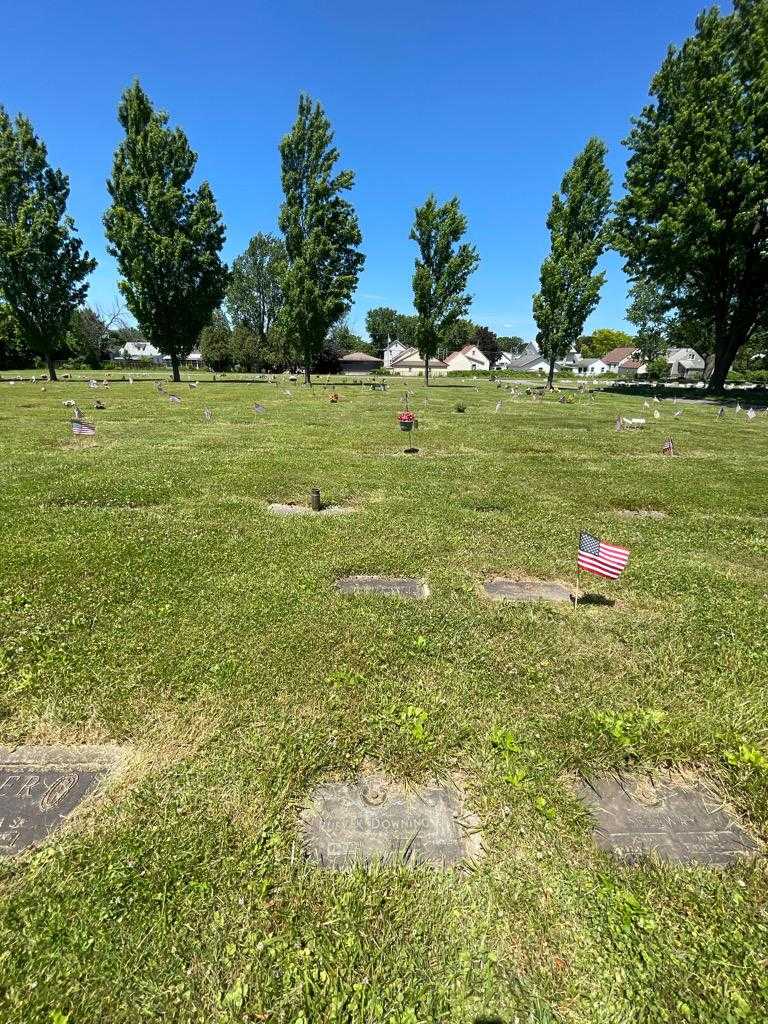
top-left (226, 232), bottom-right (286, 357)
top-left (614, 0), bottom-right (768, 392)
top-left (410, 194), bottom-right (479, 383)
top-left (364, 307), bottom-right (399, 356)
top-left (0, 108), bottom-right (96, 380)
top-left (533, 138), bottom-right (612, 387)
top-left (279, 95), bottom-right (364, 383)
top-left (104, 81), bottom-right (227, 382)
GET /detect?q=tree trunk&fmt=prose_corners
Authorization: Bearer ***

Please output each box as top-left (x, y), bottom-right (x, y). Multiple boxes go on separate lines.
top-left (707, 317), bottom-right (740, 395)
top-left (304, 340), bottom-right (312, 385)
top-left (547, 355), bottom-right (556, 389)
top-left (170, 351), bottom-right (180, 383)
top-left (424, 357), bottom-right (430, 386)
top-left (45, 353), bottom-right (58, 382)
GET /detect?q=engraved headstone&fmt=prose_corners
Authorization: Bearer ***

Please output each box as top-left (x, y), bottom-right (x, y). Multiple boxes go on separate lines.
top-left (302, 775), bottom-right (481, 869)
top-left (336, 576), bottom-right (428, 598)
top-left (483, 579), bottom-right (572, 603)
top-left (577, 771), bottom-right (761, 866)
top-left (0, 746), bottom-right (121, 857)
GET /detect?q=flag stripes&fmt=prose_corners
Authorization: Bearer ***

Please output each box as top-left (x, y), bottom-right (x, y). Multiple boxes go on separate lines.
top-left (578, 531), bottom-right (629, 580)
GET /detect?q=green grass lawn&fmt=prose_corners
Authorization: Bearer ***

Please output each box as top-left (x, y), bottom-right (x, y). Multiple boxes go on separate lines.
top-left (0, 375), bottom-right (766, 1024)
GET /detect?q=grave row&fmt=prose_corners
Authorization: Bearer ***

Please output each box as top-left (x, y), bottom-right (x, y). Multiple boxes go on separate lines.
top-left (0, 746), bottom-right (760, 870)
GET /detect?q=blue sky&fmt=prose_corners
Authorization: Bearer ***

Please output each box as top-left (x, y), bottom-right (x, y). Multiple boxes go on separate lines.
top-left (2, 0), bottom-right (717, 341)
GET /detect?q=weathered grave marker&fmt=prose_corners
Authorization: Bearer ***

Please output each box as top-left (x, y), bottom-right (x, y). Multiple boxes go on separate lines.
top-left (0, 746), bottom-right (122, 857)
top-left (482, 578), bottom-right (572, 603)
top-left (335, 576), bottom-right (428, 598)
top-left (302, 775), bottom-right (482, 869)
top-left (268, 502), bottom-right (354, 517)
top-left (577, 770), bottom-right (761, 867)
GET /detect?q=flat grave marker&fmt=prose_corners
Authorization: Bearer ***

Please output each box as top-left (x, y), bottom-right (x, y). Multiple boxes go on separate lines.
top-left (482, 578), bottom-right (572, 604)
top-left (268, 502), bottom-right (354, 517)
top-left (302, 775), bottom-right (482, 869)
top-left (336, 575), bottom-right (428, 598)
top-left (617, 509), bottom-right (667, 520)
top-left (0, 746), bottom-right (122, 857)
top-left (577, 770), bottom-right (761, 867)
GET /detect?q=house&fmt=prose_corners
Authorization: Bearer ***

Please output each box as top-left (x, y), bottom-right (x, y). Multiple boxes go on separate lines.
top-left (667, 347), bottom-right (705, 379)
top-left (617, 356), bottom-right (646, 378)
top-left (389, 346), bottom-right (448, 377)
top-left (383, 339), bottom-right (407, 368)
top-left (601, 346), bottom-right (640, 372)
top-left (444, 344), bottom-right (490, 372)
top-left (497, 343), bottom-right (550, 373)
top-left (338, 351), bottom-right (383, 375)
top-left (572, 357), bottom-right (610, 376)
top-left (115, 339), bottom-right (164, 364)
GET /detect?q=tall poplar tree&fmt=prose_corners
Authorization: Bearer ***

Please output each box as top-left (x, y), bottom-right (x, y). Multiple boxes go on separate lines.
top-left (279, 95), bottom-right (364, 383)
top-left (226, 232), bottom-right (286, 356)
top-left (0, 108), bottom-right (96, 381)
top-left (410, 195), bottom-right (479, 384)
top-left (532, 138), bottom-right (612, 388)
top-left (104, 81), bottom-right (227, 382)
top-left (614, 0), bottom-right (768, 393)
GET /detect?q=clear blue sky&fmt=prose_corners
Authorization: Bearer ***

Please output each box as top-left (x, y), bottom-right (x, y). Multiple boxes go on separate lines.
top-left (2, 0), bottom-right (719, 342)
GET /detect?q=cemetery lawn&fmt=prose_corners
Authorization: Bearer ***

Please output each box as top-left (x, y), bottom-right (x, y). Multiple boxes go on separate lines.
top-left (1, 375), bottom-right (767, 1024)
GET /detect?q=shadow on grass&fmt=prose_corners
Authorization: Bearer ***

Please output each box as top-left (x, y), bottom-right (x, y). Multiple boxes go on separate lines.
top-left (572, 592), bottom-right (616, 608)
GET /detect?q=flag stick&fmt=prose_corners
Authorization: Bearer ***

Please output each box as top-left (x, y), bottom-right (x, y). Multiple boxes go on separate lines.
top-left (574, 565), bottom-right (580, 607)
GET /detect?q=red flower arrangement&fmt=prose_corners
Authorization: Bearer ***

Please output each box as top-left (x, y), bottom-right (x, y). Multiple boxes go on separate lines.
top-left (398, 411), bottom-right (416, 423)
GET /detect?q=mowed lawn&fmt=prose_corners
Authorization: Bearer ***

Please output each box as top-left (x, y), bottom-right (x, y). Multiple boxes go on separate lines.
top-left (0, 376), bottom-right (766, 1024)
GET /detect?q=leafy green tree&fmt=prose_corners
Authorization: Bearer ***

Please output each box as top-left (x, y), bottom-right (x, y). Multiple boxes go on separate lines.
top-left (230, 324), bottom-right (259, 371)
top-left (394, 313), bottom-right (419, 348)
top-left (0, 108), bottom-right (96, 381)
top-left (626, 278), bottom-right (671, 361)
top-left (647, 357), bottom-right (668, 380)
top-left (471, 325), bottom-right (502, 368)
top-left (442, 318), bottom-right (476, 357)
top-left (0, 301), bottom-right (32, 369)
top-left (614, 0), bottom-right (768, 393)
top-left (588, 327), bottom-right (635, 355)
top-left (533, 138), bottom-right (612, 388)
top-left (327, 319), bottom-right (366, 354)
top-left (410, 194), bottom-right (479, 384)
top-left (279, 94), bottom-right (364, 383)
top-left (198, 309), bottom-right (233, 371)
top-left (104, 81), bottom-right (228, 383)
top-left (365, 307), bottom-right (399, 356)
top-left (226, 232), bottom-right (285, 360)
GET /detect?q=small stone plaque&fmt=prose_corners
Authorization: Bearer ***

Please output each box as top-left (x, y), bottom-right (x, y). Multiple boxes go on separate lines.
top-left (577, 771), bottom-right (761, 867)
top-left (302, 775), bottom-right (481, 869)
top-left (483, 578), bottom-right (572, 603)
top-left (618, 509), bottom-right (667, 520)
top-left (336, 576), bottom-right (428, 598)
top-left (269, 502), bottom-right (354, 517)
top-left (0, 746), bottom-right (121, 857)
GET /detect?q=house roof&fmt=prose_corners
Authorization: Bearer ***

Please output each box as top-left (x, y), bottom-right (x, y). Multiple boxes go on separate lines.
top-left (574, 357), bottom-right (605, 368)
top-left (506, 343), bottom-right (547, 369)
top-left (446, 345), bottom-right (487, 365)
top-left (391, 346), bottom-right (448, 368)
top-left (602, 346), bottom-right (638, 366)
top-left (340, 350), bottom-right (383, 364)
top-left (620, 358), bottom-right (644, 370)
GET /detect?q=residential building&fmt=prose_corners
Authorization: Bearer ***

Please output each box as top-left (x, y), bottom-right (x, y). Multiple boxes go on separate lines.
top-left (338, 351), bottom-right (384, 375)
top-left (383, 339), bottom-right (407, 367)
top-left (389, 346), bottom-right (449, 377)
top-left (497, 343), bottom-right (550, 373)
top-left (667, 347), bottom-right (705, 379)
top-left (602, 346), bottom-right (641, 372)
top-left (444, 343), bottom-right (490, 372)
top-left (572, 357), bottom-right (610, 376)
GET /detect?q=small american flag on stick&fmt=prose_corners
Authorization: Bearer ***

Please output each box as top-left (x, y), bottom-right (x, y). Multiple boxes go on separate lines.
top-left (578, 531), bottom-right (630, 581)
top-left (71, 419), bottom-right (96, 436)
top-left (661, 437), bottom-right (675, 456)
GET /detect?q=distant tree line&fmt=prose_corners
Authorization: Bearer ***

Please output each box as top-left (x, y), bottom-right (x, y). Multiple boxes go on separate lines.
top-left (1, 0), bottom-right (766, 390)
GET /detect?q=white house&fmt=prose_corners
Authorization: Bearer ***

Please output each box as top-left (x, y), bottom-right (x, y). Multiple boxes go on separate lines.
top-left (572, 357), bottom-right (610, 376)
top-left (383, 339), bottom-right (408, 368)
top-left (444, 344), bottom-right (490, 372)
top-left (389, 346), bottom-right (448, 377)
top-left (116, 340), bottom-right (164, 364)
top-left (497, 343), bottom-right (550, 373)
top-left (667, 347), bottom-right (705, 379)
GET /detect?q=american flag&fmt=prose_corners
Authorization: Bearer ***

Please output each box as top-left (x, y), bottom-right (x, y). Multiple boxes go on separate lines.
top-left (662, 437), bottom-right (675, 455)
top-left (717, 407), bottom-right (725, 418)
top-left (169, 395), bottom-right (181, 404)
top-left (71, 419), bottom-right (96, 436)
top-left (747, 408), bottom-right (756, 420)
top-left (578, 531), bottom-right (630, 580)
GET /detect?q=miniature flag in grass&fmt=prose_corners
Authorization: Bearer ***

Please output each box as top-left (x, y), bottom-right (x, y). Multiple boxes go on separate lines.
top-left (71, 419), bottom-right (96, 436)
top-left (653, 409), bottom-right (661, 419)
top-left (495, 401), bottom-right (502, 412)
top-left (736, 402), bottom-right (742, 412)
top-left (189, 381), bottom-right (198, 389)
top-left (88, 379), bottom-right (98, 389)
top-left (253, 403), bottom-right (266, 413)
top-left (653, 396), bottom-right (660, 403)
top-left (169, 395), bottom-right (181, 405)
top-left (674, 410), bottom-right (683, 418)
top-left (204, 408), bottom-right (213, 421)
top-left (578, 531), bottom-right (630, 580)
top-left (128, 376), bottom-right (134, 385)
top-left (717, 406), bottom-right (725, 418)
top-left (643, 400), bottom-right (650, 409)
top-left (615, 416), bottom-right (623, 432)
top-left (747, 408), bottom-right (757, 420)
top-left (662, 437), bottom-right (675, 456)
